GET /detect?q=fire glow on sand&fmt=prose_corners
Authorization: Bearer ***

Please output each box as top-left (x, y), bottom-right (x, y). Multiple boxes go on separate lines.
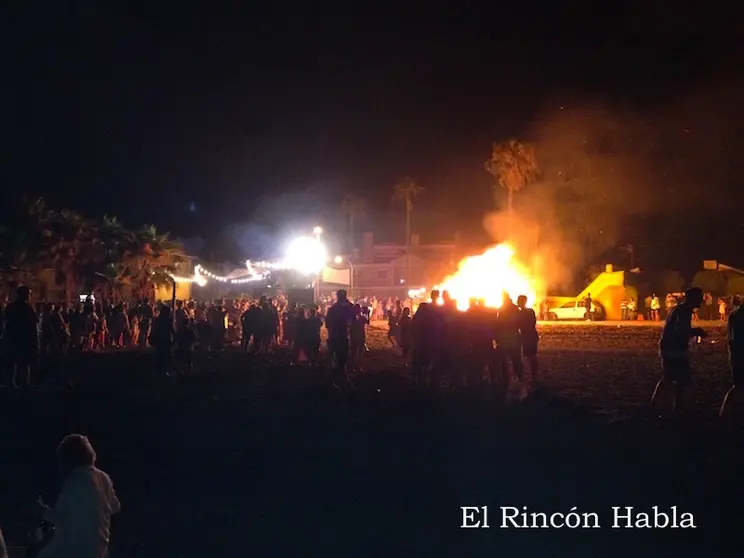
top-left (434, 243), bottom-right (541, 310)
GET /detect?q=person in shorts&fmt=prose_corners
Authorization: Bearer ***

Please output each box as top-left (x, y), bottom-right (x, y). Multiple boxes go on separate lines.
top-left (651, 287), bottom-right (706, 414)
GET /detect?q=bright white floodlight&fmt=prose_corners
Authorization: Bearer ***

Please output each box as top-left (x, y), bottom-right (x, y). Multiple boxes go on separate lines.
top-left (334, 255), bottom-right (343, 264)
top-left (285, 236), bottom-right (327, 275)
top-left (313, 226), bottom-right (323, 236)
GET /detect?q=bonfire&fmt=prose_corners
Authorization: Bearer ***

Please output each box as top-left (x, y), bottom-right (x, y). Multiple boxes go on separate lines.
top-left (434, 243), bottom-right (542, 311)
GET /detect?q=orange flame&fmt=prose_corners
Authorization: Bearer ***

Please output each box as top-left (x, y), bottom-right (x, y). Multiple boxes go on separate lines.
top-left (434, 243), bottom-right (541, 311)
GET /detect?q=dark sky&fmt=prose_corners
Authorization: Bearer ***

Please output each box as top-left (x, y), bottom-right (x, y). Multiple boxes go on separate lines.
top-left (6, 3), bottom-right (744, 269)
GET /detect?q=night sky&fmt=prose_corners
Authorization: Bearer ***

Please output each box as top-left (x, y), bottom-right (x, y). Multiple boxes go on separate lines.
top-left (6, 3), bottom-right (744, 272)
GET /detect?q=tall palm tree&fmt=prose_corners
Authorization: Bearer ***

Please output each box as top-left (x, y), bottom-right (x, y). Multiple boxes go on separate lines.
top-left (392, 177), bottom-right (424, 285)
top-left (484, 139), bottom-right (539, 234)
top-left (340, 194), bottom-right (367, 251)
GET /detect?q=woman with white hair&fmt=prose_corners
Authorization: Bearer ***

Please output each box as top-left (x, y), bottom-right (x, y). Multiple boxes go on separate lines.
top-left (35, 434), bottom-right (121, 558)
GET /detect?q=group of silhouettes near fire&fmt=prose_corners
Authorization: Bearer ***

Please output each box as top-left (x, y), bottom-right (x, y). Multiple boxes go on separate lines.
top-left (325, 288), bottom-right (539, 398)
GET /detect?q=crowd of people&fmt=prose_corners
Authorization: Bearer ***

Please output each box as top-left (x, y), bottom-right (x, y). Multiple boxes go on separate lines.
top-left (4, 283), bottom-right (744, 556)
top-left (2, 283), bottom-right (743, 415)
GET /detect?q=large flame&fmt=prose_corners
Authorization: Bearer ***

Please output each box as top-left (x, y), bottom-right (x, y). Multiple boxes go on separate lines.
top-left (435, 243), bottom-right (541, 311)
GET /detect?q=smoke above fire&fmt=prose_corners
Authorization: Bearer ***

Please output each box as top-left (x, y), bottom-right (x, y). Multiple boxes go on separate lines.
top-left (476, 80), bottom-right (744, 292)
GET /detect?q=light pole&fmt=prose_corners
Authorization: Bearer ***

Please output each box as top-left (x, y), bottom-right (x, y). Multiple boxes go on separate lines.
top-left (313, 226), bottom-right (323, 302)
top-left (334, 255), bottom-right (354, 300)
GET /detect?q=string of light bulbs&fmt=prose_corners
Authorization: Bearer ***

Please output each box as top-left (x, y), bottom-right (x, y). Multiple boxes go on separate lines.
top-left (193, 264), bottom-right (267, 285)
top-left (165, 229), bottom-right (326, 287)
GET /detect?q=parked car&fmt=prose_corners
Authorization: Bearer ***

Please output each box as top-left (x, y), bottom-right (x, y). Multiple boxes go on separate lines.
top-left (548, 300), bottom-right (602, 321)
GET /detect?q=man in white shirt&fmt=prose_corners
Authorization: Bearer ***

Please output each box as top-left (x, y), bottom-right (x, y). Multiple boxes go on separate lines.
top-left (37, 434), bottom-right (121, 558)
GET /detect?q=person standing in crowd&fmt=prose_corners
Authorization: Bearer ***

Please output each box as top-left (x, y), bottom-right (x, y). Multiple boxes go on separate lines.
top-left (620, 297), bottom-right (628, 321)
top-left (291, 306), bottom-right (309, 364)
top-left (650, 293), bottom-right (661, 321)
top-left (175, 317), bottom-right (197, 375)
top-left (497, 294), bottom-right (526, 400)
top-left (719, 297), bottom-right (728, 321)
top-left (174, 300), bottom-right (189, 324)
top-left (35, 434), bottom-right (120, 558)
top-left (651, 287), bottom-right (706, 414)
top-left (398, 307), bottom-right (412, 368)
top-left (150, 305), bottom-right (175, 374)
top-left (411, 289), bottom-right (444, 388)
top-left (307, 307), bottom-right (323, 366)
top-left (137, 298), bottom-right (153, 347)
top-left (325, 289), bottom-right (355, 386)
top-left (209, 300), bottom-right (227, 351)
top-left (719, 299), bottom-right (744, 417)
top-left (350, 304), bottom-right (369, 372)
top-left (387, 300), bottom-right (402, 348)
top-left (703, 292), bottom-right (714, 320)
top-left (4, 286), bottom-right (38, 389)
top-left (627, 298), bottom-right (636, 321)
top-left (517, 295), bottom-right (539, 395)
top-left (240, 304), bottom-right (254, 352)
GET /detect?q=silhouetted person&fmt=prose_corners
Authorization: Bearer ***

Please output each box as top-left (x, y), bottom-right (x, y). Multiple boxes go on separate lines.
top-left (584, 293), bottom-right (593, 321)
top-left (138, 298), bottom-right (153, 347)
top-left (350, 304), bottom-right (368, 371)
top-left (517, 295), bottom-right (540, 393)
top-left (651, 287), bottom-right (706, 414)
top-left (175, 317), bottom-right (197, 375)
top-left (306, 307), bottom-right (323, 365)
top-left (4, 286), bottom-right (38, 389)
top-left (497, 294), bottom-right (525, 400)
top-left (150, 306), bottom-right (174, 374)
top-left (399, 307), bottom-right (412, 367)
top-left (325, 289), bottom-right (355, 386)
top-left (719, 300), bottom-right (744, 417)
top-left (209, 301), bottom-right (227, 351)
top-left (411, 290), bottom-right (444, 387)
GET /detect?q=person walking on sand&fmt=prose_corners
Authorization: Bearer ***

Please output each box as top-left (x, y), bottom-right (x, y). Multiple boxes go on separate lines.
top-left (651, 287), bottom-right (706, 414)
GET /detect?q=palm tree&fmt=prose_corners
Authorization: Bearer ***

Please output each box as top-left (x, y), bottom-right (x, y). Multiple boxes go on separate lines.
top-left (49, 210), bottom-right (96, 304)
top-left (340, 194), bottom-right (367, 251)
top-left (0, 225), bottom-right (39, 293)
top-left (392, 177), bottom-right (424, 285)
top-left (130, 225), bottom-right (187, 298)
top-left (484, 139), bottom-right (539, 233)
top-left (0, 198), bottom-right (60, 296)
